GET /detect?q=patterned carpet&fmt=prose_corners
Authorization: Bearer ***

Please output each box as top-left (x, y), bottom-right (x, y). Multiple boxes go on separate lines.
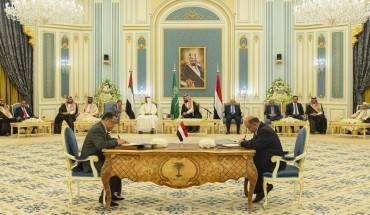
top-left (0, 134), bottom-right (369, 215)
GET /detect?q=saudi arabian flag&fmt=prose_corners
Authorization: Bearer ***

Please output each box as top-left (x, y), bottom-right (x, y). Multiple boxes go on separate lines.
top-left (126, 71), bottom-right (136, 119)
top-left (170, 71), bottom-right (179, 119)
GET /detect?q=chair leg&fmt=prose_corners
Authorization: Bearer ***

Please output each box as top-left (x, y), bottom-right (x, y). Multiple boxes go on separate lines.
top-left (67, 179), bottom-right (73, 204)
top-left (298, 179), bottom-right (304, 205)
top-left (76, 181), bottom-right (80, 197)
top-left (263, 179), bottom-right (268, 209)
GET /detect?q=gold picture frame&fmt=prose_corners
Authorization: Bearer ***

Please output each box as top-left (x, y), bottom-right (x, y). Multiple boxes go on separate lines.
top-left (179, 47), bottom-right (206, 89)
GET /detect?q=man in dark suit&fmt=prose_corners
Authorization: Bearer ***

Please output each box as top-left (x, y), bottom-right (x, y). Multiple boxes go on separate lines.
top-left (14, 100), bottom-right (37, 133)
top-left (224, 99), bottom-right (242, 134)
top-left (80, 112), bottom-right (128, 207)
top-left (264, 99), bottom-right (282, 132)
top-left (285, 96), bottom-right (306, 132)
top-left (238, 116), bottom-right (286, 203)
top-left (54, 96), bottom-right (79, 133)
top-left (14, 100), bottom-right (35, 120)
top-left (285, 96), bottom-right (305, 120)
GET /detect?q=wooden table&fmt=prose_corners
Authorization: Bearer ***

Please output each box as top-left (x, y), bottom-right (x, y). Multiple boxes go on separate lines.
top-left (10, 122), bottom-right (52, 138)
top-left (329, 122), bottom-right (370, 139)
top-left (102, 143), bottom-right (257, 211)
top-left (271, 121), bottom-right (309, 136)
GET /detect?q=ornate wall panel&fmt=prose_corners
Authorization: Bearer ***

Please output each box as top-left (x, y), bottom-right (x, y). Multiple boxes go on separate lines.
top-left (137, 36), bottom-right (147, 92)
top-left (284, 0), bottom-right (292, 85)
top-left (60, 34), bottom-right (70, 97)
top-left (264, 1), bottom-right (273, 87)
top-left (239, 35), bottom-right (248, 92)
top-left (94, 2), bottom-right (103, 87)
top-left (331, 32), bottom-right (344, 98)
top-left (43, 33), bottom-right (55, 98)
top-left (112, 1), bottom-right (120, 87)
top-left (317, 33), bottom-right (326, 98)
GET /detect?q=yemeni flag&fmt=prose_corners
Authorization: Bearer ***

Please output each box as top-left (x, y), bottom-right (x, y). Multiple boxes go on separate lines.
top-left (213, 68), bottom-right (223, 119)
top-left (177, 121), bottom-right (188, 142)
top-left (170, 70), bottom-right (179, 119)
top-left (126, 70), bottom-right (135, 119)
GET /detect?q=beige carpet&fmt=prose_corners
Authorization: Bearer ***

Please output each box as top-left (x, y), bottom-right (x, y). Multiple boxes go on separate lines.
top-left (0, 132), bottom-right (369, 214)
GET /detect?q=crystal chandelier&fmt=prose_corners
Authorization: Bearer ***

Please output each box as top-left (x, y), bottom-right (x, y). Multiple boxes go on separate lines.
top-left (294, 0), bottom-right (370, 26)
top-left (4, 0), bottom-right (83, 25)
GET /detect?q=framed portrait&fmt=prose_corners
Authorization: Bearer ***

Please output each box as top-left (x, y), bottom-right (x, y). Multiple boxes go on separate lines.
top-left (178, 47), bottom-right (206, 89)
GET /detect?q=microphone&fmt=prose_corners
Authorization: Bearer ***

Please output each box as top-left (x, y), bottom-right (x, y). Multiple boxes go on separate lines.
top-left (202, 107), bottom-right (212, 114)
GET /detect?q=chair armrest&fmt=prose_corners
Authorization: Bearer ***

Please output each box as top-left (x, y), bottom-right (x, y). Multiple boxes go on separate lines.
top-left (65, 153), bottom-right (100, 177)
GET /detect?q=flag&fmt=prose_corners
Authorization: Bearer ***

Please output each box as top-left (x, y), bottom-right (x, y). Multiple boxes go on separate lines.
top-left (213, 71), bottom-right (223, 119)
top-left (170, 71), bottom-right (179, 119)
top-left (176, 121), bottom-right (188, 142)
top-left (126, 71), bottom-right (136, 119)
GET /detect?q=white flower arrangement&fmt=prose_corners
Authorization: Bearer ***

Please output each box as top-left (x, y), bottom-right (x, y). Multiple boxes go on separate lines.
top-left (80, 117), bottom-right (101, 123)
top-left (21, 118), bottom-right (44, 124)
top-left (279, 117), bottom-right (303, 123)
top-left (149, 138), bottom-right (168, 148)
top-left (265, 78), bottom-right (292, 104)
top-left (339, 118), bottom-right (363, 124)
top-left (198, 138), bottom-right (216, 149)
top-left (94, 79), bottom-right (121, 105)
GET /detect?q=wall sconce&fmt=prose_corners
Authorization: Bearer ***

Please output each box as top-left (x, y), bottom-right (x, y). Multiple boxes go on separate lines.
top-left (61, 58), bottom-right (71, 74)
top-left (136, 86), bottom-right (148, 99)
top-left (314, 59), bottom-right (325, 74)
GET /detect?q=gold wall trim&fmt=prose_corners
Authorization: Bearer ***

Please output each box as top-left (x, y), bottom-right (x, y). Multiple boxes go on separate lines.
top-left (351, 24), bottom-right (364, 47)
top-left (22, 26), bottom-right (35, 48)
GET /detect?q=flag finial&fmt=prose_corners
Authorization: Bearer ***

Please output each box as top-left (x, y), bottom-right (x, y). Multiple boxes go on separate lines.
top-left (217, 63), bottom-right (219, 73)
top-left (173, 63), bottom-right (176, 72)
top-left (129, 68), bottom-right (133, 73)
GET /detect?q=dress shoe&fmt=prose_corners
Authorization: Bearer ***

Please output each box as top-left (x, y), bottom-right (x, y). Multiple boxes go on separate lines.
top-left (99, 196), bottom-right (119, 206)
top-left (138, 131), bottom-right (143, 134)
top-left (112, 195), bottom-right (124, 201)
top-left (150, 130), bottom-right (154, 134)
top-left (226, 131), bottom-right (230, 134)
top-left (252, 184), bottom-right (273, 203)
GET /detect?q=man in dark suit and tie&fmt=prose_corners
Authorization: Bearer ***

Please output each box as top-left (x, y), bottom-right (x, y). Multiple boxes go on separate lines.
top-left (14, 100), bottom-right (35, 121)
top-left (285, 96), bottom-right (306, 132)
top-left (14, 100), bottom-right (37, 133)
top-left (80, 112), bottom-right (129, 207)
top-left (264, 99), bottom-right (282, 132)
top-left (224, 99), bottom-right (242, 134)
top-left (285, 96), bottom-right (305, 120)
top-left (238, 116), bottom-right (286, 203)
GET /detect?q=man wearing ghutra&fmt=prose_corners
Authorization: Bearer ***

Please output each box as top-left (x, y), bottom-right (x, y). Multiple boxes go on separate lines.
top-left (181, 94), bottom-right (202, 132)
top-left (306, 97), bottom-right (327, 134)
top-left (76, 96), bottom-right (99, 120)
top-left (54, 96), bottom-right (79, 133)
top-left (0, 98), bottom-right (17, 136)
top-left (137, 96), bottom-right (158, 134)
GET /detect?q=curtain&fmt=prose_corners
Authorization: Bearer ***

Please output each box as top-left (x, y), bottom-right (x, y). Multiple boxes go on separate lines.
top-left (364, 87), bottom-right (370, 103)
top-left (353, 19), bottom-right (370, 112)
top-left (0, 0), bottom-right (33, 107)
top-left (0, 64), bottom-right (24, 104)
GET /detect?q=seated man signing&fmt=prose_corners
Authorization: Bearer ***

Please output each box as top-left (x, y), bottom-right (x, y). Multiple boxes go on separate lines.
top-left (238, 116), bottom-right (286, 203)
top-left (80, 112), bottom-right (129, 207)
top-left (224, 99), bottom-right (242, 134)
top-left (137, 96), bottom-right (158, 134)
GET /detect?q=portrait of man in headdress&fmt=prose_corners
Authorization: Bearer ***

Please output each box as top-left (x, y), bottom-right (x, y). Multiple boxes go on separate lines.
top-left (179, 47), bottom-right (206, 89)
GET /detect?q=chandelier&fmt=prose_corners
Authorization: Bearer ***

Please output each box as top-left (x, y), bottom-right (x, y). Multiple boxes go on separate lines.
top-left (4, 0), bottom-right (83, 25)
top-left (294, 0), bottom-right (370, 26)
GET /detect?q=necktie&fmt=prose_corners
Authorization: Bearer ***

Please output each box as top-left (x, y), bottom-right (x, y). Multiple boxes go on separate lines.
top-left (22, 108), bottom-right (28, 119)
top-left (294, 104), bottom-right (297, 115)
top-left (271, 107), bottom-right (275, 114)
top-left (231, 105), bottom-right (235, 114)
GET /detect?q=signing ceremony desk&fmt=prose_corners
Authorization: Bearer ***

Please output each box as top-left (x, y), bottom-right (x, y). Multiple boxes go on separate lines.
top-left (102, 143), bottom-right (257, 211)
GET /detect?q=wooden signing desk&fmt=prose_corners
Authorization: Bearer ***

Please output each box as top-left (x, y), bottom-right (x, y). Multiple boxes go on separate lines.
top-left (102, 143), bottom-right (257, 211)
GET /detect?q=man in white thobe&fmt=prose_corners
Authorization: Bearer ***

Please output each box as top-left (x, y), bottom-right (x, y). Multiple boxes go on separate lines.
top-left (137, 97), bottom-right (158, 134)
top-left (76, 96), bottom-right (99, 121)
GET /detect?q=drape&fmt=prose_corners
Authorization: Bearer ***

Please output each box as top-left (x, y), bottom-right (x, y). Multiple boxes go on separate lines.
top-left (0, 0), bottom-right (33, 107)
top-left (0, 64), bottom-right (24, 104)
top-left (353, 19), bottom-right (370, 112)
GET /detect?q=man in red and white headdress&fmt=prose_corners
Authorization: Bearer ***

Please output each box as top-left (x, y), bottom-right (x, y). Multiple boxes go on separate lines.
top-left (54, 96), bottom-right (79, 133)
